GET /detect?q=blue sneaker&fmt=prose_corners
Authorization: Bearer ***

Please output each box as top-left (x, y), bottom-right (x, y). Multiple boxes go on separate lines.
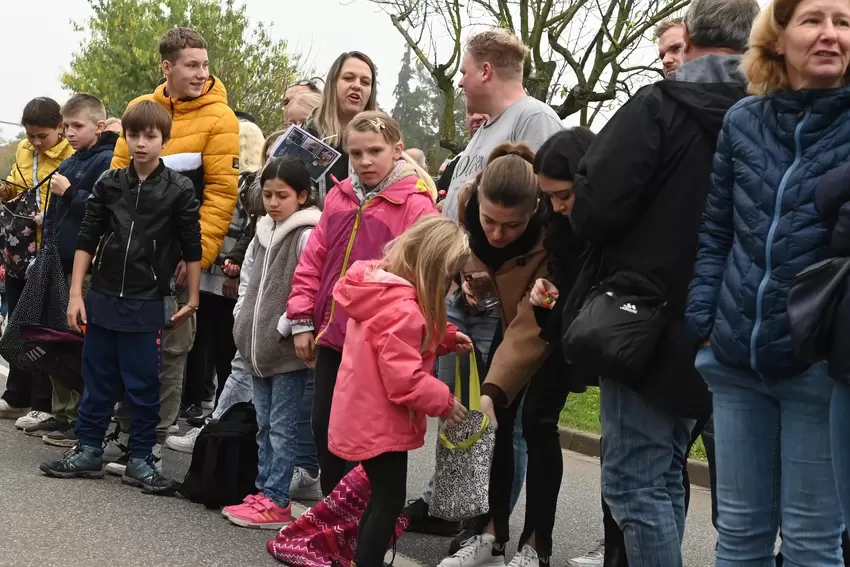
top-left (122, 454), bottom-right (178, 495)
top-left (39, 445), bottom-right (105, 479)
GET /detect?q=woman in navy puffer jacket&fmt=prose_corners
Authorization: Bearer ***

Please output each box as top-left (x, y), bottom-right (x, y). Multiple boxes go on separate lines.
top-left (685, 0), bottom-right (850, 564)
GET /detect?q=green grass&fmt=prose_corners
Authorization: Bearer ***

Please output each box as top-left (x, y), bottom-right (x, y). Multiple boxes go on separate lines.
top-left (560, 387), bottom-right (707, 461)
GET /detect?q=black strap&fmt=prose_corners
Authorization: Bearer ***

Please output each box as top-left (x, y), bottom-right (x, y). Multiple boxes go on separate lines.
top-left (117, 174), bottom-right (171, 297)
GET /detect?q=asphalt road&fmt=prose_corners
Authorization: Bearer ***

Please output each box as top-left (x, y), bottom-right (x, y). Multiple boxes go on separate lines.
top-left (0, 364), bottom-right (716, 567)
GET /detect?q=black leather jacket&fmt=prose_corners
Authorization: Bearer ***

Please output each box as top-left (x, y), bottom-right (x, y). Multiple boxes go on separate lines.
top-left (76, 161), bottom-right (202, 300)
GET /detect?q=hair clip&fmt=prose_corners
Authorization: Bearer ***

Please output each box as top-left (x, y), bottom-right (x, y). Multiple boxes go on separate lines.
top-left (368, 118), bottom-right (386, 132)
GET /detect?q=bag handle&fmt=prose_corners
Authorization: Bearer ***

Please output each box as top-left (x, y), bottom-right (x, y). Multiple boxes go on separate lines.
top-left (439, 349), bottom-right (490, 450)
top-left (118, 174), bottom-right (171, 297)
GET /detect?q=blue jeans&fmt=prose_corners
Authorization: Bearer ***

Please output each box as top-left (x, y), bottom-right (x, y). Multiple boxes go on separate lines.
top-left (77, 323), bottom-right (162, 458)
top-left (294, 373), bottom-right (319, 476)
top-left (253, 369), bottom-right (310, 508)
top-left (599, 377), bottom-right (694, 567)
top-left (697, 347), bottom-right (843, 567)
top-left (833, 381), bottom-right (850, 528)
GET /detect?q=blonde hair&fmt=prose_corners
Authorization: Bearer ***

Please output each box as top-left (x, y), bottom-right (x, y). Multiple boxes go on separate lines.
top-left (346, 111), bottom-right (438, 201)
top-left (239, 121), bottom-right (265, 175)
top-left (262, 130), bottom-right (285, 166)
top-left (311, 51), bottom-right (378, 146)
top-left (285, 92), bottom-right (322, 125)
top-left (382, 215), bottom-right (471, 351)
top-left (742, 0), bottom-right (849, 95)
top-left (466, 30), bottom-right (530, 81)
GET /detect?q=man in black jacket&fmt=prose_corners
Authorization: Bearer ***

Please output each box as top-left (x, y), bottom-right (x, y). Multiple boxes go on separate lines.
top-left (567, 0), bottom-right (758, 564)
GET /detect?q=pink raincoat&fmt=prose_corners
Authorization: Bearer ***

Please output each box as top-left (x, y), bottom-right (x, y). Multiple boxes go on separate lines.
top-left (328, 260), bottom-right (457, 462)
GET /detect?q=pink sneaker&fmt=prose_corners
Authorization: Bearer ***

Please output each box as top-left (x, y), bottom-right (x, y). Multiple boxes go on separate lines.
top-left (226, 495), bottom-right (292, 529)
top-left (222, 493), bottom-right (264, 519)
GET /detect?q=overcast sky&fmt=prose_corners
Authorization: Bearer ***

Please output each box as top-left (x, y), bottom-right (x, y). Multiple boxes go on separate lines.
top-left (0, 0), bottom-right (413, 139)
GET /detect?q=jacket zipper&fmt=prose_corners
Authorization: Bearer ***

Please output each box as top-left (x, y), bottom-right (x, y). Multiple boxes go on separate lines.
top-left (314, 196), bottom-right (384, 343)
top-left (749, 109), bottom-right (810, 372)
top-left (250, 222), bottom-right (276, 377)
top-left (120, 180), bottom-right (143, 297)
top-left (97, 233), bottom-right (114, 271)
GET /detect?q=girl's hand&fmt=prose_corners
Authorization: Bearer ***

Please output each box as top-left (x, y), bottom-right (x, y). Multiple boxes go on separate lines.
top-left (222, 259), bottom-right (241, 277)
top-left (530, 278), bottom-right (559, 309)
top-left (443, 397), bottom-right (468, 427)
top-left (67, 294), bottom-right (87, 333)
top-left (171, 304), bottom-right (197, 328)
top-left (455, 331), bottom-right (473, 354)
top-left (222, 277), bottom-right (238, 299)
top-left (294, 331), bottom-right (316, 363)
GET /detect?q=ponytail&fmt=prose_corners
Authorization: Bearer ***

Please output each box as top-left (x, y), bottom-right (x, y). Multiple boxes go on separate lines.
top-left (477, 142), bottom-right (538, 212)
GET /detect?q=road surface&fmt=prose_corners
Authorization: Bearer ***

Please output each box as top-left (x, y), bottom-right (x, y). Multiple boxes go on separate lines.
top-left (0, 363), bottom-right (716, 566)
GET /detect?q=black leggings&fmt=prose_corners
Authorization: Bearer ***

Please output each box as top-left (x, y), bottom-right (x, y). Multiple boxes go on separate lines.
top-left (356, 451), bottom-right (408, 567)
top-left (183, 292), bottom-right (236, 407)
top-left (475, 361), bottom-right (570, 558)
top-left (313, 346), bottom-right (351, 496)
top-left (1, 275), bottom-right (52, 412)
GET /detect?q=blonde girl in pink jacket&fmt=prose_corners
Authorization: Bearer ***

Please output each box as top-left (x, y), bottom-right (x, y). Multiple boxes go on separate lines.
top-left (328, 215), bottom-right (472, 567)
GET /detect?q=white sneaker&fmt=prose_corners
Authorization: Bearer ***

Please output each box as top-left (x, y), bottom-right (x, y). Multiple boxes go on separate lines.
top-left (14, 410), bottom-right (51, 429)
top-left (438, 534), bottom-right (506, 567)
top-left (566, 540), bottom-right (604, 567)
top-left (507, 546), bottom-right (541, 567)
top-left (167, 422), bottom-right (180, 435)
top-left (201, 399), bottom-right (214, 410)
top-left (290, 467), bottom-right (322, 500)
top-left (165, 427), bottom-right (202, 453)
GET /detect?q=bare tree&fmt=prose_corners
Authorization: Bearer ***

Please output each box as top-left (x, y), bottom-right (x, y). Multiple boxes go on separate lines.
top-left (370, 0), bottom-right (687, 150)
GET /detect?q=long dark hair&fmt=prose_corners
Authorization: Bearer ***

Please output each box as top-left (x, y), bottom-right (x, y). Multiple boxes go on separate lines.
top-left (260, 157), bottom-right (318, 209)
top-left (533, 128), bottom-right (596, 285)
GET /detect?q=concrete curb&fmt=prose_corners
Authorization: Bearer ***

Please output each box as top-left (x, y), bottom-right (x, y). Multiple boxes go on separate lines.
top-left (559, 426), bottom-right (711, 489)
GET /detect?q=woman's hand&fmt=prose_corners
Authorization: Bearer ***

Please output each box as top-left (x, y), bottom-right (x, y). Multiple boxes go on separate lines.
top-left (222, 277), bottom-right (238, 299)
top-left (443, 397), bottom-right (468, 427)
top-left (455, 331), bottom-right (473, 354)
top-left (222, 259), bottom-right (241, 277)
top-left (530, 278), bottom-right (559, 309)
top-left (480, 394), bottom-right (498, 431)
top-left (170, 304), bottom-right (197, 328)
top-left (294, 331), bottom-right (316, 363)
top-left (67, 294), bottom-right (87, 333)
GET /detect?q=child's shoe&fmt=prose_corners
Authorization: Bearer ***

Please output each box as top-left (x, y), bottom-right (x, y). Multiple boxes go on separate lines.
top-left (121, 454), bottom-right (178, 495)
top-left (225, 495), bottom-right (292, 529)
top-left (222, 493), bottom-right (264, 518)
top-left (39, 445), bottom-right (105, 478)
top-left (12, 409), bottom-right (45, 427)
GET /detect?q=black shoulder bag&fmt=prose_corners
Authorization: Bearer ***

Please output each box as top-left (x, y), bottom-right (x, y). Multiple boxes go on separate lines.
top-left (118, 175), bottom-right (179, 329)
top-left (788, 256), bottom-right (850, 363)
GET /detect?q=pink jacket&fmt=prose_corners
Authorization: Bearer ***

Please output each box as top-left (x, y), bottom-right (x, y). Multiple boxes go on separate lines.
top-left (328, 261), bottom-right (457, 462)
top-left (286, 174), bottom-right (437, 351)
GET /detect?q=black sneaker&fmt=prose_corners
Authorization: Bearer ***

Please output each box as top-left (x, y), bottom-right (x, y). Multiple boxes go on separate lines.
top-left (122, 454), bottom-right (178, 495)
top-left (404, 498), bottom-right (462, 536)
top-left (25, 417), bottom-right (69, 437)
top-left (43, 427), bottom-right (80, 448)
top-left (39, 445), bottom-right (105, 478)
top-left (448, 519), bottom-right (480, 555)
top-left (181, 404), bottom-right (204, 420)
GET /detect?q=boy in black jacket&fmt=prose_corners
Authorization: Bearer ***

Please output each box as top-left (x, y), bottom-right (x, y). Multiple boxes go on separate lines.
top-left (39, 101), bottom-right (201, 494)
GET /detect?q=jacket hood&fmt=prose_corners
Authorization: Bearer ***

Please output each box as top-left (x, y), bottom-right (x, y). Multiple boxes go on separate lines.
top-left (657, 54), bottom-right (748, 136)
top-left (335, 169), bottom-right (433, 205)
top-left (75, 130), bottom-right (119, 160)
top-left (255, 206), bottom-right (321, 249)
top-left (333, 260), bottom-right (417, 322)
top-left (19, 137), bottom-right (73, 162)
top-left (153, 76), bottom-right (228, 114)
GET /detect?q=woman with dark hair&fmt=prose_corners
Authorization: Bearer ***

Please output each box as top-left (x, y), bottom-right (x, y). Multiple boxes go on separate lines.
top-left (305, 51), bottom-right (378, 197)
top-left (439, 131), bottom-right (592, 567)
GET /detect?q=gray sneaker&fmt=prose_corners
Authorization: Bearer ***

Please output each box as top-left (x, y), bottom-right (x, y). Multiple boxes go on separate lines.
top-left (25, 417), bottom-right (68, 437)
top-left (122, 454), bottom-right (178, 495)
top-left (43, 427), bottom-right (80, 448)
top-left (566, 540), bottom-right (604, 567)
top-left (39, 445), bottom-right (105, 478)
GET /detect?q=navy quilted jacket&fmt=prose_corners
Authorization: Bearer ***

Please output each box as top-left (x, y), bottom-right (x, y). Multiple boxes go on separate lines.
top-left (686, 86), bottom-right (850, 378)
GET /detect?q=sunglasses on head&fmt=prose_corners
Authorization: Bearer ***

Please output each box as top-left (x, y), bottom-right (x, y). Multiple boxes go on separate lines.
top-left (290, 77), bottom-right (323, 92)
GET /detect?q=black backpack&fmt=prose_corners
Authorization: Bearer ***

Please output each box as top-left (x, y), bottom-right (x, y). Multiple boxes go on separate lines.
top-left (179, 402), bottom-right (259, 509)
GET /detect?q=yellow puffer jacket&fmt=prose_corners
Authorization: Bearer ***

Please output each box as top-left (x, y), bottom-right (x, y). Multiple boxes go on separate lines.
top-left (6, 138), bottom-right (75, 245)
top-left (112, 76), bottom-right (240, 269)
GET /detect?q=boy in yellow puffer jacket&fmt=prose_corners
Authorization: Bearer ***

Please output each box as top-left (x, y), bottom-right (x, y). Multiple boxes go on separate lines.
top-left (0, 96), bottom-right (74, 421)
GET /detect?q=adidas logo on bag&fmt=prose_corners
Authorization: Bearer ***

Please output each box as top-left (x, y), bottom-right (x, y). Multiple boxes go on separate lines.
top-left (620, 303), bottom-right (638, 314)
